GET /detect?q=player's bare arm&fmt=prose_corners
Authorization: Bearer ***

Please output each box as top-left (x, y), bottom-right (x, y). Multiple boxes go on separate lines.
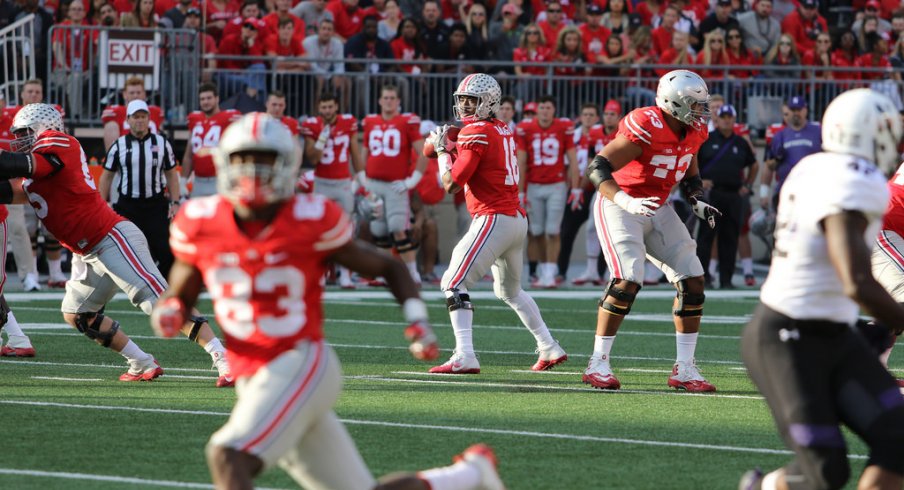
top-left (349, 129), bottom-right (364, 179)
top-left (180, 144), bottom-right (194, 181)
top-left (98, 169), bottom-right (115, 202)
top-left (565, 147), bottom-right (580, 189)
top-left (102, 120), bottom-right (120, 151)
top-left (303, 134), bottom-right (322, 164)
top-left (587, 134), bottom-right (641, 201)
top-left (516, 148), bottom-right (528, 193)
top-left (823, 211), bottom-right (904, 329)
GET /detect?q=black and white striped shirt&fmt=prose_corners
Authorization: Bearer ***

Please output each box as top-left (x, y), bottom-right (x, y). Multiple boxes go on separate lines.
top-left (104, 132), bottom-right (176, 199)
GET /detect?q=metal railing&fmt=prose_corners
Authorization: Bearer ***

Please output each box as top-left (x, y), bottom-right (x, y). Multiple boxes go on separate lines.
top-left (0, 14), bottom-right (36, 105)
top-left (45, 24), bottom-right (200, 128)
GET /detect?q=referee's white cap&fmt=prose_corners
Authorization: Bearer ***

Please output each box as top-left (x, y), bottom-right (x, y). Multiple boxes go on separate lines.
top-left (127, 100), bottom-right (149, 116)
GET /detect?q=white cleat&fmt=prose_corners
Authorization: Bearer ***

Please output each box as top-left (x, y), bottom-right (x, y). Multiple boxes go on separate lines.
top-left (531, 342), bottom-right (568, 371)
top-left (582, 356), bottom-right (621, 390)
top-left (455, 444), bottom-right (506, 490)
top-left (429, 351), bottom-right (480, 374)
top-left (22, 274), bottom-right (41, 292)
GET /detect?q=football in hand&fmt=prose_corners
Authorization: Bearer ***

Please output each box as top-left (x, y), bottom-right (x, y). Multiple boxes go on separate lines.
top-left (423, 126), bottom-right (460, 158)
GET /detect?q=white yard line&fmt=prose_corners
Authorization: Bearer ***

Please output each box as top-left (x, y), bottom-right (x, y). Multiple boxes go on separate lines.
top-left (0, 358), bottom-right (216, 373)
top-left (509, 368), bottom-right (672, 375)
top-left (0, 468), bottom-right (287, 490)
top-left (31, 376), bottom-right (103, 382)
top-left (0, 399), bottom-right (841, 459)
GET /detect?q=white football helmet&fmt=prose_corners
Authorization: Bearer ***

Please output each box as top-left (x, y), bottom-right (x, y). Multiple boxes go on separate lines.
top-left (453, 73), bottom-right (502, 121)
top-left (9, 103), bottom-right (64, 153)
top-left (822, 88), bottom-right (903, 175)
top-left (213, 113), bottom-right (300, 208)
top-left (655, 69), bottom-right (710, 130)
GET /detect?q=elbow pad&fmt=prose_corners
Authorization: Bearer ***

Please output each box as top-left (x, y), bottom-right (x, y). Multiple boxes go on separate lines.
top-left (680, 174), bottom-right (704, 201)
top-left (0, 153), bottom-right (34, 179)
top-left (587, 155), bottom-right (615, 188)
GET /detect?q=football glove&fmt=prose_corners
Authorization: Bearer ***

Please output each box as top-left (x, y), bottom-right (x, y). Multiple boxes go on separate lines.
top-left (314, 125), bottom-right (331, 151)
top-left (690, 197), bottom-right (722, 229)
top-left (428, 124), bottom-right (451, 154)
top-left (568, 188), bottom-right (584, 211)
top-left (613, 190), bottom-right (660, 217)
top-left (150, 296), bottom-right (186, 338)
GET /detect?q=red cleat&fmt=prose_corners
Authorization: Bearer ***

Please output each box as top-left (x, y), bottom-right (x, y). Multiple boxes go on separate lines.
top-left (582, 357), bottom-right (620, 390)
top-left (47, 280), bottom-right (67, 289)
top-left (429, 352), bottom-right (480, 374)
top-left (896, 379), bottom-right (904, 388)
top-left (667, 360), bottom-right (716, 392)
top-left (453, 444), bottom-right (505, 490)
top-left (119, 359), bottom-right (164, 382)
top-left (531, 342), bottom-right (567, 371)
top-left (0, 345), bottom-right (35, 357)
top-left (744, 275), bottom-right (756, 287)
top-left (216, 375), bottom-right (235, 387)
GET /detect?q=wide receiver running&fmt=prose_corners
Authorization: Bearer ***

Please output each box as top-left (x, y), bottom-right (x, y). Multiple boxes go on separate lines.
top-left (152, 113), bottom-right (505, 490)
top-left (426, 73), bottom-right (567, 374)
top-left (0, 103), bottom-right (233, 385)
top-left (582, 69), bottom-right (721, 392)
top-left (740, 89), bottom-right (904, 490)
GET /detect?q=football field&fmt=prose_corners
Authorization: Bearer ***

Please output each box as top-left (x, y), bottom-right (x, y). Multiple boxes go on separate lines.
top-left (0, 287), bottom-right (891, 489)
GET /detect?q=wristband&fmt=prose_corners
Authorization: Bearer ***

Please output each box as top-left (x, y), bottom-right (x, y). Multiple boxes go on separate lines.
top-left (402, 298), bottom-right (429, 323)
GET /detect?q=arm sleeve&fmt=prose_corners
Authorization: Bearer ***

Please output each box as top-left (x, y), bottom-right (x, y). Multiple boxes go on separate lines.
top-left (450, 147), bottom-right (482, 187)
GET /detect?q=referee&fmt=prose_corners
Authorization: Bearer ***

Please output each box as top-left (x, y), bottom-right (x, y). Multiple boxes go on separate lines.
top-left (99, 100), bottom-right (181, 277)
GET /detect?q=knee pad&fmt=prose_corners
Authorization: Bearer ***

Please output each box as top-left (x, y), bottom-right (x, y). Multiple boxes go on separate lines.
top-left (75, 312), bottom-right (120, 348)
top-left (374, 235), bottom-right (393, 250)
top-left (188, 314), bottom-right (207, 342)
top-left (445, 289), bottom-right (474, 312)
top-left (394, 232), bottom-right (419, 253)
top-left (44, 237), bottom-right (62, 252)
top-left (599, 279), bottom-right (639, 316)
top-left (674, 279), bottom-right (705, 318)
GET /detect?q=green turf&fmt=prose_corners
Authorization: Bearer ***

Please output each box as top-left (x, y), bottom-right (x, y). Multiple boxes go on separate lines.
top-left (0, 288), bottom-right (893, 489)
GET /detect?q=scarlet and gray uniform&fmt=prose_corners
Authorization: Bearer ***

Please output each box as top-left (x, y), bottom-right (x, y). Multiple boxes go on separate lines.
top-left (301, 114), bottom-right (358, 213)
top-left (24, 131), bottom-right (165, 314)
top-left (441, 118), bottom-right (527, 298)
top-left (594, 107), bottom-right (707, 284)
top-left (171, 194), bottom-right (375, 489)
top-left (872, 162), bottom-right (904, 302)
top-left (362, 112), bottom-right (421, 236)
top-left (516, 117), bottom-right (574, 236)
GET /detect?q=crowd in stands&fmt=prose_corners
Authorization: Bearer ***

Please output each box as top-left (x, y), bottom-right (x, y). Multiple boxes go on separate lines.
top-left (5, 0), bottom-right (904, 101)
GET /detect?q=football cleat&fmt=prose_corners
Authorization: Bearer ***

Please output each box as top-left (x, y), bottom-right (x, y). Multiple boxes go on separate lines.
top-left (453, 444), bottom-right (506, 490)
top-left (405, 321), bottom-right (439, 361)
top-left (47, 279), bottom-right (67, 289)
top-left (0, 344), bottom-right (36, 357)
top-left (216, 375), bottom-right (235, 388)
top-left (582, 356), bottom-right (620, 390)
top-left (668, 359), bottom-right (716, 392)
top-left (572, 272), bottom-right (603, 286)
top-left (212, 351), bottom-right (234, 387)
top-left (429, 352), bottom-right (480, 374)
top-left (531, 342), bottom-right (568, 371)
top-left (744, 274), bottom-right (756, 287)
top-left (22, 274), bottom-right (41, 292)
top-left (738, 468), bottom-right (763, 490)
top-left (119, 358), bottom-right (164, 382)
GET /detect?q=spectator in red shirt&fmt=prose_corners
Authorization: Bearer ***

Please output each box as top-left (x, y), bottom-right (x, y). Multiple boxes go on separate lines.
top-left (390, 17), bottom-right (427, 73)
top-left (538, 1), bottom-right (566, 51)
top-left (725, 26), bottom-right (759, 78)
top-left (223, 0), bottom-right (261, 40)
top-left (580, 4), bottom-right (611, 68)
top-left (857, 31), bottom-right (897, 81)
top-left (266, 17), bottom-right (308, 71)
top-left (206, 0), bottom-right (241, 40)
top-left (802, 32), bottom-right (834, 80)
top-left (651, 5), bottom-right (679, 55)
top-left (655, 29), bottom-right (694, 76)
top-left (327, 0), bottom-right (366, 41)
top-left (514, 24), bottom-right (552, 76)
top-left (217, 17), bottom-right (268, 99)
top-left (780, 0), bottom-right (827, 55)
top-left (635, 0), bottom-right (666, 28)
top-left (263, 0), bottom-right (305, 41)
top-left (601, 0), bottom-right (631, 37)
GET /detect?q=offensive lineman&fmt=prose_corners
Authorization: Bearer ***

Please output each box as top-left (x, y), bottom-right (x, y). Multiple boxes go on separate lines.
top-left (872, 161), bottom-right (904, 386)
top-left (152, 113), bottom-right (505, 490)
top-left (740, 89), bottom-right (904, 490)
top-left (582, 69), bottom-right (721, 392)
top-left (427, 73), bottom-right (567, 374)
top-left (0, 104), bottom-right (233, 385)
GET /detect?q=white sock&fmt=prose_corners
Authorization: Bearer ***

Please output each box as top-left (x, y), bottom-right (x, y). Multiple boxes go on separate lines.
top-left (118, 340), bottom-right (149, 360)
top-left (450, 308), bottom-right (474, 355)
top-left (880, 344), bottom-right (893, 368)
top-left (593, 335), bottom-right (615, 360)
top-left (339, 266), bottom-right (353, 283)
top-left (418, 461), bottom-right (482, 490)
top-left (3, 312), bottom-right (26, 337)
top-left (708, 260), bottom-right (718, 278)
top-left (585, 259), bottom-right (599, 278)
top-left (545, 262), bottom-right (557, 279)
top-left (48, 257), bottom-right (63, 278)
top-left (676, 332), bottom-right (698, 364)
top-left (761, 470), bottom-right (781, 490)
top-left (203, 337), bottom-right (225, 357)
top-left (503, 290), bottom-right (555, 348)
top-left (406, 261), bottom-right (421, 283)
top-left (742, 258), bottom-right (754, 275)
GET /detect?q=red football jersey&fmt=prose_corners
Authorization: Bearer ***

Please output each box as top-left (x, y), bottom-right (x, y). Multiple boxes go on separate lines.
top-left (0, 106), bottom-right (16, 151)
top-left (450, 118), bottom-right (522, 217)
top-left (170, 194), bottom-right (353, 379)
top-left (516, 117), bottom-right (575, 184)
top-left (101, 104), bottom-right (165, 137)
top-left (362, 113), bottom-right (422, 182)
top-left (301, 114), bottom-right (358, 179)
top-left (24, 131), bottom-right (124, 254)
top-left (615, 106), bottom-right (708, 203)
top-left (588, 124), bottom-right (617, 154)
top-left (765, 123), bottom-right (785, 146)
top-left (883, 164), bottom-right (904, 235)
top-left (277, 115), bottom-right (300, 136)
top-left (187, 110), bottom-right (242, 177)
top-left (412, 151), bottom-right (445, 205)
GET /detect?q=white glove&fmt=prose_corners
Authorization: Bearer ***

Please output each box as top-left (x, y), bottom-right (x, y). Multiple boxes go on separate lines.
top-left (613, 190), bottom-right (660, 217)
top-left (392, 170), bottom-right (423, 194)
top-left (428, 125), bottom-right (451, 154)
top-left (314, 125), bottom-right (331, 151)
top-left (690, 198), bottom-right (722, 229)
top-left (568, 188), bottom-right (584, 211)
top-left (352, 170), bottom-right (366, 194)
